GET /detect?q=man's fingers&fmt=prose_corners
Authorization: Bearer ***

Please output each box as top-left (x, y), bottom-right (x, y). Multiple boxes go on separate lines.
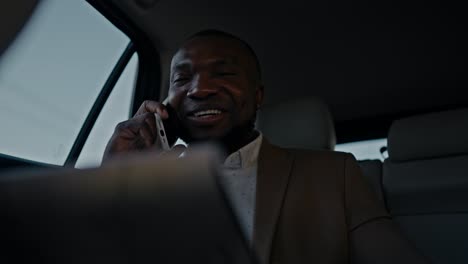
top-left (139, 124), bottom-right (156, 148)
top-left (146, 101), bottom-right (168, 118)
top-left (143, 113), bottom-right (157, 137)
top-left (117, 114), bottom-right (150, 133)
top-left (135, 100), bottom-right (168, 119)
top-left (115, 113), bottom-right (157, 143)
top-left (105, 104), bottom-right (171, 158)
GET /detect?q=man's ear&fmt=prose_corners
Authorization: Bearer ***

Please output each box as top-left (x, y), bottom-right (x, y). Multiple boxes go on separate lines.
top-left (255, 84), bottom-right (264, 109)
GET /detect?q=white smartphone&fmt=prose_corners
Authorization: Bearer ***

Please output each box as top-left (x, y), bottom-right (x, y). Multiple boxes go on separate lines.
top-left (154, 113), bottom-right (170, 150)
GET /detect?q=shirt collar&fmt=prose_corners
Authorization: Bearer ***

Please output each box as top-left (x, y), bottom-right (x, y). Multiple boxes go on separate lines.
top-left (223, 133), bottom-right (263, 169)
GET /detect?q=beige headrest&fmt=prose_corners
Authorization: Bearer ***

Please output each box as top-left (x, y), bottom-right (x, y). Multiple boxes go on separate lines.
top-left (388, 108), bottom-right (468, 161)
top-left (256, 97), bottom-right (336, 150)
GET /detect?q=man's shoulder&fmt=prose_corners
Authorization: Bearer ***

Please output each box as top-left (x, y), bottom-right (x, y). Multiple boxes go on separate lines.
top-left (266, 142), bottom-right (354, 163)
top-left (287, 147), bottom-right (350, 158)
top-left (258, 139), bottom-right (358, 174)
top-left (260, 143), bottom-right (360, 195)
top-left (289, 147), bottom-right (355, 170)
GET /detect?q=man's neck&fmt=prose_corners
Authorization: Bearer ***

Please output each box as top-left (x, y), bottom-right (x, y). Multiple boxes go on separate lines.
top-left (222, 130), bottom-right (260, 157)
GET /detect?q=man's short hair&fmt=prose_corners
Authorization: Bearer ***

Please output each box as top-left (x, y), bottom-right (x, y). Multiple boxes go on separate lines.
top-left (186, 29), bottom-right (262, 81)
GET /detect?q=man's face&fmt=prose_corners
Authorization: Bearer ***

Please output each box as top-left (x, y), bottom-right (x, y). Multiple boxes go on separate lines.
top-left (167, 36), bottom-right (263, 143)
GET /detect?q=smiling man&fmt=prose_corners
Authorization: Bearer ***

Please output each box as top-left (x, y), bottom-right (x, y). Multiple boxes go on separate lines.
top-left (168, 31), bottom-right (263, 155)
top-left (103, 30), bottom-right (429, 264)
top-left (104, 30), bottom-right (263, 157)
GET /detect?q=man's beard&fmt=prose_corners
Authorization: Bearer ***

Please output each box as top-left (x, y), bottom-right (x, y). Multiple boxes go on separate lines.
top-left (178, 114), bottom-right (257, 153)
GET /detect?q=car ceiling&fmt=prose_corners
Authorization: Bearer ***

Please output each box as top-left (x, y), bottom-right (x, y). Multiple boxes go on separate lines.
top-left (97, 0), bottom-right (466, 142)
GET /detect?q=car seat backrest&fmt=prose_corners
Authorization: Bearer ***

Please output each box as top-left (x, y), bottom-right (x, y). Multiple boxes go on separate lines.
top-left (383, 107), bottom-right (468, 264)
top-left (359, 159), bottom-right (385, 208)
top-left (256, 97), bottom-right (336, 150)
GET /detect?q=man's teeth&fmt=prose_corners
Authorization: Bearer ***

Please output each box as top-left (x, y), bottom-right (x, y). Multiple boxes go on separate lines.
top-left (193, 109), bottom-right (222, 117)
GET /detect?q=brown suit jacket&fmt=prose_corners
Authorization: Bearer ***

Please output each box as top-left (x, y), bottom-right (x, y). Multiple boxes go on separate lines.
top-left (252, 139), bottom-right (429, 264)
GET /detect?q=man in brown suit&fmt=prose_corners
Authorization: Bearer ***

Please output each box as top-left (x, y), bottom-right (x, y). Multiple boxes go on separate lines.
top-left (104, 30), bottom-right (429, 264)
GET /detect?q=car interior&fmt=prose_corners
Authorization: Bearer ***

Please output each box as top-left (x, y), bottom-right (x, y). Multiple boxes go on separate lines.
top-left (0, 0), bottom-right (467, 263)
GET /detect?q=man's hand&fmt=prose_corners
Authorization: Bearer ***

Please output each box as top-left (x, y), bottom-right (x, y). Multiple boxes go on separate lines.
top-left (103, 100), bottom-right (170, 161)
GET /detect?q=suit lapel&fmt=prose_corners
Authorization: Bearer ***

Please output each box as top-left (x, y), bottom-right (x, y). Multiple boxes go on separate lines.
top-left (253, 139), bottom-right (294, 264)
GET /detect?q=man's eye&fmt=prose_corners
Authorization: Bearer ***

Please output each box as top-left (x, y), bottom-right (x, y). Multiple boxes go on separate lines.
top-left (173, 77), bottom-right (189, 83)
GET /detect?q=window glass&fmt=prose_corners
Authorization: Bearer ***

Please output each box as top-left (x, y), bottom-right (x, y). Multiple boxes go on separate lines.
top-left (335, 138), bottom-right (387, 161)
top-left (76, 54), bottom-right (138, 169)
top-left (0, 0), bottom-right (129, 165)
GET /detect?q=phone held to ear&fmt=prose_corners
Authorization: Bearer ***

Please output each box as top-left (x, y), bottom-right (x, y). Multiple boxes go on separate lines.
top-left (154, 113), bottom-right (170, 150)
top-left (154, 103), bottom-right (180, 150)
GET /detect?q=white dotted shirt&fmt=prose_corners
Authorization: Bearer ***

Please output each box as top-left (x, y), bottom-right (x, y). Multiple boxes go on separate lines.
top-left (218, 133), bottom-right (263, 244)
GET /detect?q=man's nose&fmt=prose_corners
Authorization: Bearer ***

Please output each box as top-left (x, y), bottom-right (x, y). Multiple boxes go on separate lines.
top-left (187, 74), bottom-right (218, 99)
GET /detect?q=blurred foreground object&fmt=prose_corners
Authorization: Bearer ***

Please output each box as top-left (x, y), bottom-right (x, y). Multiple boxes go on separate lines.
top-left (0, 144), bottom-right (257, 264)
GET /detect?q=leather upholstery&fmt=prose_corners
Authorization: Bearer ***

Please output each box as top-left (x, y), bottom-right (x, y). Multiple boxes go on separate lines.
top-left (387, 108), bottom-right (468, 162)
top-left (384, 108), bottom-right (468, 264)
top-left (359, 159), bottom-right (385, 207)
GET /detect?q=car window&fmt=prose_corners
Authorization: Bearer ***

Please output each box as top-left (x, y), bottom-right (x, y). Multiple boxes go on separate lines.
top-left (75, 54), bottom-right (139, 169)
top-left (0, 0), bottom-right (130, 165)
top-left (335, 138), bottom-right (387, 161)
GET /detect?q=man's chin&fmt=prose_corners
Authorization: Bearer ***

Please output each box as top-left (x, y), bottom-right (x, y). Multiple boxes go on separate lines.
top-left (178, 128), bottom-right (229, 144)
top-left (179, 117), bottom-right (256, 152)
